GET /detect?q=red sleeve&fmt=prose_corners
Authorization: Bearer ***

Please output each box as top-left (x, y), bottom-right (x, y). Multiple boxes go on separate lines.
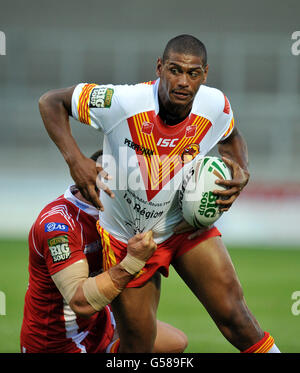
top-left (36, 207), bottom-right (86, 276)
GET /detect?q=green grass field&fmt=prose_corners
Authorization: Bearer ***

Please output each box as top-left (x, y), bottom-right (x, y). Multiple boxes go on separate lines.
top-left (0, 239), bottom-right (299, 353)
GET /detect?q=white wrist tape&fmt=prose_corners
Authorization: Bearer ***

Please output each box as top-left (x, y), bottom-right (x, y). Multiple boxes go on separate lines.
top-left (119, 254), bottom-right (146, 275)
top-left (82, 271), bottom-right (121, 311)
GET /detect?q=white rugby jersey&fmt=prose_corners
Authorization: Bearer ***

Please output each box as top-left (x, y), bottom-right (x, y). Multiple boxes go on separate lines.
top-left (71, 79), bottom-right (234, 243)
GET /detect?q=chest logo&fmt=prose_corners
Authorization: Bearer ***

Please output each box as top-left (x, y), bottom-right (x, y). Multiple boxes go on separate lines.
top-left (127, 111), bottom-right (211, 201)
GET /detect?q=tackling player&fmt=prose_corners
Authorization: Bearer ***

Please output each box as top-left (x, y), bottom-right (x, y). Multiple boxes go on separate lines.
top-left (20, 152), bottom-right (188, 353)
top-left (38, 34), bottom-right (280, 353)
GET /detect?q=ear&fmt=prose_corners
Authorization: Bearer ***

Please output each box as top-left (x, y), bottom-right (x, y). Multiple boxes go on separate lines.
top-left (202, 63), bottom-right (209, 84)
top-left (156, 57), bottom-right (163, 78)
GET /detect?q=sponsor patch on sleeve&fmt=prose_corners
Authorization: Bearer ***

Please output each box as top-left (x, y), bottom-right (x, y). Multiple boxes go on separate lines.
top-left (48, 235), bottom-right (71, 263)
top-left (89, 87), bottom-right (114, 108)
top-left (45, 222), bottom-right (69, 233)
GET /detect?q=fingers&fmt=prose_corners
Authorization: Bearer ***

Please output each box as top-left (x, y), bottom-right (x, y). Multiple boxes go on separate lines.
top-left (221, 156), bottom-right (234, 168)
top-left (143, 231), bottom-right (156, 248)
top-left (215, 178), bottom-right (242, 188)
top-left (71, 157), bottom-right (115, 211)
top-left (127, 230), bottom-right (157, 263)
top-left (216, 197), bottom-right (235, 212)
top-left (96, 177), bottom-right (115, 199)
top-left (213, 157), bottom-right (248, 213)
top-left (96, 167), bottom-right (112, 181)
top-left (144, 230), bottom-right (153, 241)
top-left (213, 185), bottom-right (241, 197)
top-left (131, 230), bottom-right (153, 244)
top-left (84, 185), bottom-right (104, 211)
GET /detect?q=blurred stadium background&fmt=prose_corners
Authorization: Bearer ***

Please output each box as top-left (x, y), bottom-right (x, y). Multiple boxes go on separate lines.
top-left (0, 0), bottom-right (299, 353)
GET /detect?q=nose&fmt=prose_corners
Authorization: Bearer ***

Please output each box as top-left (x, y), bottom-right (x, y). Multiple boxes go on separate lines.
top-left (177, 72), bottom-right (189, 87)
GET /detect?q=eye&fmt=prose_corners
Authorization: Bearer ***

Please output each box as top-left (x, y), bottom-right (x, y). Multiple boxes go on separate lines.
top-left (170, 67), bottom-right (179, 75)
top-left (189, 71), bottom-right (200, 78)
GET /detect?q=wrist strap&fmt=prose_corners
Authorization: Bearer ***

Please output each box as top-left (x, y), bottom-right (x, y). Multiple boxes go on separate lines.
top-left (119, 254), bottom-right (146, 275)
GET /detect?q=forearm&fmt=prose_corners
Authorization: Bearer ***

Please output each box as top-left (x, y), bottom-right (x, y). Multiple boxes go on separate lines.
top-left (39, 87), bottom-right (83, 165)
top-left (71, 265), bottom-right (134, 318)
top-left (70, 249), bottom-right (149, 317)
top-left (54, 233), bottom-right (154, 318)
top-left (218, 128), bottom-right (249, 174)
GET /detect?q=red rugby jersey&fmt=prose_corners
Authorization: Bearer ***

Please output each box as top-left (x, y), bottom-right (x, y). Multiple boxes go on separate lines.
top-left (20, 186), bottom-right (113, 353)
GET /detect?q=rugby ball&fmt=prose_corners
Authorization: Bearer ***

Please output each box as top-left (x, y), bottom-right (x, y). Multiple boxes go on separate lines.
top-left (180, 156), bottom-right (232, 227)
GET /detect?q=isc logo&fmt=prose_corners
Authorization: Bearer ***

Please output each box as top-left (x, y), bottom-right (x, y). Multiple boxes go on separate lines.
top-left (157, 138), bottom-right (179, 147)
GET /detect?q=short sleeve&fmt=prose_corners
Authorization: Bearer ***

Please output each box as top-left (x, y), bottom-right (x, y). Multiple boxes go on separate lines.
top-left (39, 216), bottom-right (86, 276)
top-left (217, 94), bottom-right (235, 142)
top-left (71, 83), bottom-right (123, 134)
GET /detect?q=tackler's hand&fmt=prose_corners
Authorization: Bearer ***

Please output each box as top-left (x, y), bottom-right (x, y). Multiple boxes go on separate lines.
top-left (126, 231), bottom-right (157, 263)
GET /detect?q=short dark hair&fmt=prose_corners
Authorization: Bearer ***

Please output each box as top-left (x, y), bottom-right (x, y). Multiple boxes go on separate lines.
top-left (162, 34), bottom-right (207, 65)
top-left (90, 149), bottom-right (103, 162)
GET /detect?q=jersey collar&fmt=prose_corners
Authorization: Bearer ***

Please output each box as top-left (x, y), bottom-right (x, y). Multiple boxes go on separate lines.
top-left (153, 78), bottom-right (160, 115)
top-left (64, 185), bottom-right (99, 219)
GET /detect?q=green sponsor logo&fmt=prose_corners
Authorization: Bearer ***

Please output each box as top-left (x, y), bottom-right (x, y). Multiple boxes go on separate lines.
top-left (198, 191), bottom-right (218, 218)
top-left (89, 87), bottom-right (114, 108)
top-left (48, 235), bottom-right (71, 263)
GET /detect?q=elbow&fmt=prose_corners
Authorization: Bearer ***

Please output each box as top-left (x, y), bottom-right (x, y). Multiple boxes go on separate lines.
top-left (69, 297), bottom-right (98, 319)
top-left (38, 90), bottom-right (55, 113)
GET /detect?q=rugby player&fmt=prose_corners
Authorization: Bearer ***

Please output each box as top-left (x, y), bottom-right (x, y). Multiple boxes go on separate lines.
top-left (20, 152), bottom-right (188, 353)
top-left (38, 34), bottom-right (280, 353)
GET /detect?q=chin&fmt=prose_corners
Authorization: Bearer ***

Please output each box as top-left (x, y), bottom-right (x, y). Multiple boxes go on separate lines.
top-left (170, 96), bottom-right (192, 107)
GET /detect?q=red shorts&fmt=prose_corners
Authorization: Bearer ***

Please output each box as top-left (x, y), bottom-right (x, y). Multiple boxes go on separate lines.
top-left (97, 223), bottom-right (221, 287)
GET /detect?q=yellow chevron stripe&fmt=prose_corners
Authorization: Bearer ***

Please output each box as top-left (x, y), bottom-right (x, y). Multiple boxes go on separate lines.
top-left (172, 116), bottom-right (207, 157)
top-left (78, 85), bottom-right (89, 124)
top-left (142, 112), bottom-right (161, 173)
top-left (77, 84), bottom-right (97, 125)
top-left (151, 119), bottom-right (208, 189)
top-left (153, 118), bottom-right (209, 187)
top-left (138, 112), bottom-right (160, 176)
top-left (131, 113), bottom-right (211, 190)
top-left (132, 114), bottom-right (154, 185)
top-left (165, 115), bottom-right (202, 159)
top-left (255, 336), bottom-right (274, 353)
top-left (150, 116), bottom-right (206, 184)
top-left (223, 116), bottom-right (235, 138)
top-left (133, 113), bottom-right (160, 185)
top-left (98, 225), bottom-right (116, 271)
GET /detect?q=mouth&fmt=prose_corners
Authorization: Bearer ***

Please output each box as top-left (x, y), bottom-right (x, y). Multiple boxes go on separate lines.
top-left (171, 90), bottom-right (191, 101)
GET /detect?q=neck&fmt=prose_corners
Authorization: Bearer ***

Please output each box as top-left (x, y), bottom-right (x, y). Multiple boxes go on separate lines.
top-left (158, 94), bottom-right (192, 126)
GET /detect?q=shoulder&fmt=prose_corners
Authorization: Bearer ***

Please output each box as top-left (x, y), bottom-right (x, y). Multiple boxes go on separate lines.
top-left (34, 196), bottom-right (80, 237)
top-left (193, 85), bottom-right (231, 120)
top-left (74, 81), bottom-right (154, 107)
top-left (72, 81), bottom-right (155, 126)
top-left (113, 81), bottom-right (156, 114)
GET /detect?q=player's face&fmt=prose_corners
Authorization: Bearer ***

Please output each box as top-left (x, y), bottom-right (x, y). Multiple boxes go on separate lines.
top-left (156, 52), bottom-right (208, 110)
